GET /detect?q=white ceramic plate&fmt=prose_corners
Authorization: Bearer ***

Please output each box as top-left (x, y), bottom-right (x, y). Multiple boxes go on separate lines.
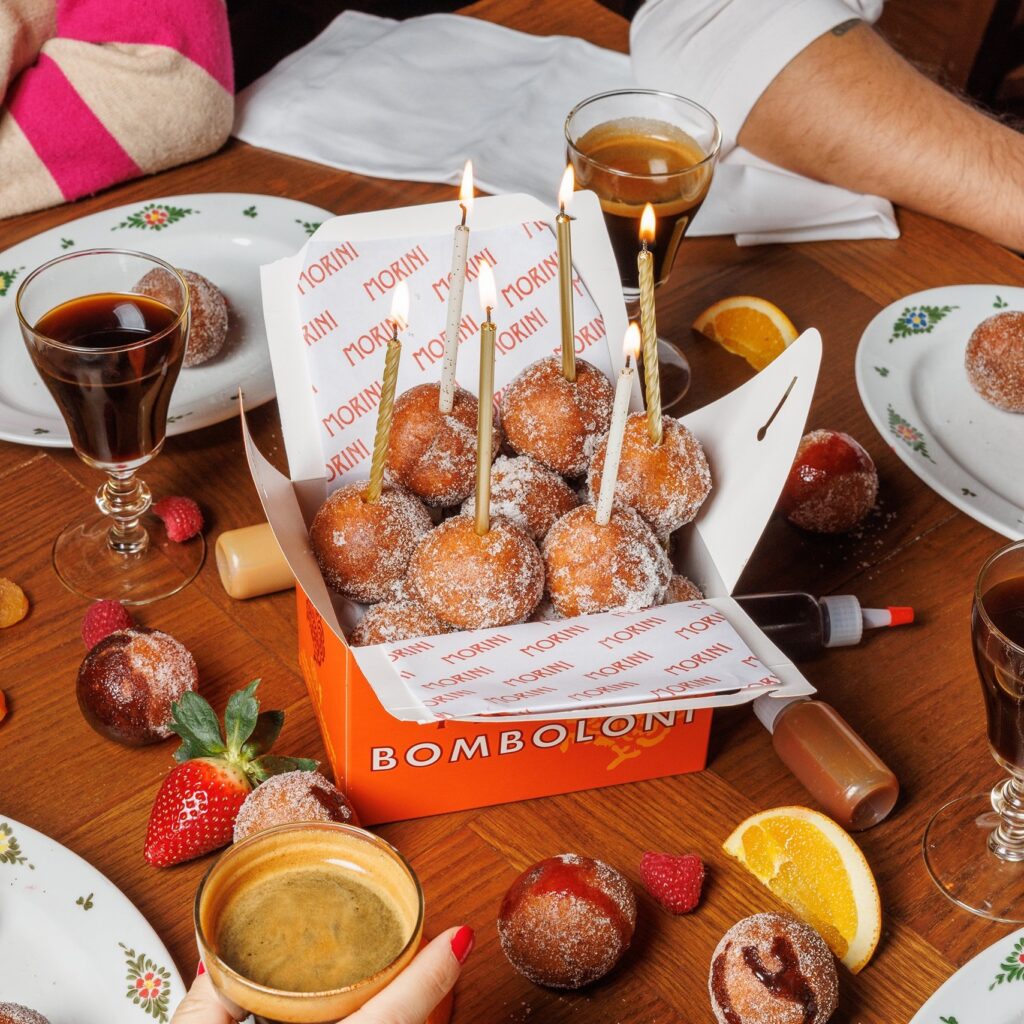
top-left (0, 815), bottom-right (184, 1022)
top-left (910, 925), bottom-right (1024, 1024)
top-left (855, 285), bottom-right (1024, 540)
top-left (0, 192), bottom-right (330, 448)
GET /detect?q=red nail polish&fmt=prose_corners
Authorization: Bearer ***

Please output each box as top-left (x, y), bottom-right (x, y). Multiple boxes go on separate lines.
top-left (196, 960), bottom-right (206, 977)
top-left (450, 925), bottom-right (474, 964)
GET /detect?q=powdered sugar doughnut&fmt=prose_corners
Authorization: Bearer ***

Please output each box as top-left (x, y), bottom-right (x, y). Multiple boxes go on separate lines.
top-left (501, 357), bottom-right (614, 478)
top-left (588, 413), bottom-right (711, 535)
top-left (460, 455), bottom-right (578, 541)
top-left (310, 482), bottom-right (432, 603)
top-left (135, 267), bottom-right (228, 367)
top-left (76, 628), bottom-right (198, 745)
top-left (408, 514), bottom-right (544, 629)
top-left (663, 574), bottom-right (704, 604)
top-left (542, 505), bottom-right (671, 617)
top-left (349, 600), bottom-right (453, 647)
top-left (386, 382), bottom-right (503, 507)
top-left (0, 1004), bottom-right (51, 1024)
top-left (498, 853), bottom-right (636, 989)
top-left (233, 770), bottom-right (356, 842)
top-left (966, 311), bottom-right (1024, 412)
top-left (709, 912), bottom-right (838, 1024)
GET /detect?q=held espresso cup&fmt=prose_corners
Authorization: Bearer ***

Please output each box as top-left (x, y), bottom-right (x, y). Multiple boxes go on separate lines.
top-left (194, 821), bottom-right (425, 1024)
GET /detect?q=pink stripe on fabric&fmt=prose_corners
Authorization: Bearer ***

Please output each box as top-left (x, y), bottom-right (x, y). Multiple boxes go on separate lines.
top-left (56, 0), bottom-right (233, 92)
top-left (8, 53), bottom-right (141, 201)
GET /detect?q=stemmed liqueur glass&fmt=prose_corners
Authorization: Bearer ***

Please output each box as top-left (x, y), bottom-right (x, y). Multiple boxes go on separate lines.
top-left (17, 249), bottom-right (204, 605)
top-left (566, 88), bottom-right (721, 409)
top-left (923, 538), bottom-right (1024, 921)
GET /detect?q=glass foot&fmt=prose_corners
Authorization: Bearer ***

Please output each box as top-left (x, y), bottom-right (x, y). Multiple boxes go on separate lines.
top-left (923, 791), bottom-right (1024, 922)
top-left (655, 338), bottom-right (691, 411)
top-left (53, 510), bottom-right (205, 605)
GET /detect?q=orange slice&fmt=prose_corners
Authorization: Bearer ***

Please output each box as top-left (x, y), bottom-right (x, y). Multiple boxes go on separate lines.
top-left (693, 295), bottom-right (798, 371)
top-left (722, 805), bottom-right (881, 973)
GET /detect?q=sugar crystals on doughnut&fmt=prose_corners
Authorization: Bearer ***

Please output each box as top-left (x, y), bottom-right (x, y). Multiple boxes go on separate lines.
top-left (501, 357), bottom-right (614, 478)
top-left (309, 481), bottom-right (432, 603)
top-left (663, 574), bottom-right (705, 604)
top-left (588, 412), bottom-right (711, 535)
top-left (386, 382), bottom-right (503, 507)
top-left (709, 912), bottom-right (838, 1024)
top-left (233, 770), bottom-right (356, 842)
top-left (498, 853), bottom-right (637, 989)
top-left (542, 505), bottom-right (671, 617)
top-left (349, 600), bottom-right (454, 647)
top-left (135, 267), bottom-right (228, 368)
top-left (460, 454), bottom-right (578, 541)
top-left (408, 514), bottom-right (544, 629)
top-left (965, 310), bottom-right (1024, 412)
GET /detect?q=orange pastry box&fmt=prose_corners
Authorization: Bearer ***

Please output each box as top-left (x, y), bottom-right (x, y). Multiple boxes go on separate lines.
top-left (248, 192), bottom-right (822, 825)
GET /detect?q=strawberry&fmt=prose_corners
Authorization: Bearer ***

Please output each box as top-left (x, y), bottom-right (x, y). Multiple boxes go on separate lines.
top-left (144, 680), bottom-right (316, 867)
top-left (152, 496), bottom-right (204, 542)
top-left (81, 599), bottom-right (133, 648)
top-left (640, 851), bottom-right (705, 914)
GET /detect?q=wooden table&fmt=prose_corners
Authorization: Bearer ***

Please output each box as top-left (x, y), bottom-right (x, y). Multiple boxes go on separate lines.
top-left (3, 1), bottom-right (1023, 1020)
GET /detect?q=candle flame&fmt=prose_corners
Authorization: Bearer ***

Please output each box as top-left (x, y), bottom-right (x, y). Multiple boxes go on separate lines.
top-left (389, 281), bottom-right (410, 333)
top-left (478, 262), bottom-right (496, 313)
top-left (459, 160), bottom-right (474, 214)
top-left (640, 203), bottom-right (656, 243)
top-left (558, 165), bottom-right (575, 211)
top-left (624, 321), bottom-right (641, 361)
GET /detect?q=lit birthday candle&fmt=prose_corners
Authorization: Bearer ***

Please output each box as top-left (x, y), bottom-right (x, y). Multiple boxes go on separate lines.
top-left (595, 323), bottom-right (641, 525)
top-left (365, 282), bottom-right (409, 503)
top-left (556, 165), bottom-right (577, 383)
top-left (638, 203), bottom-right (662, 445)
top-left (439, 160), bottom-right (474, 413)
top-left (475, 263), bottom-right (497, 535)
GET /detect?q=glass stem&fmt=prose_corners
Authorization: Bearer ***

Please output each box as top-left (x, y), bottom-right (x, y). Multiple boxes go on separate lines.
top-left (96, 471), bottom-right (152, 556)
top-left (990, 773), bottom-right (1024, 862)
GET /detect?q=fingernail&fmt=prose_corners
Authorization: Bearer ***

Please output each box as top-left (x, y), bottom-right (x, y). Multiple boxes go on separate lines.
top-left (196, 960), bottom-right (206, 977)
top-left (450, 925), bottom-right (474, 965)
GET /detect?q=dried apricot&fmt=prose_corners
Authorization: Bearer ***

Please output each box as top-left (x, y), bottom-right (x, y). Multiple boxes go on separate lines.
top-left (0, 578), bottom-right (29, 627)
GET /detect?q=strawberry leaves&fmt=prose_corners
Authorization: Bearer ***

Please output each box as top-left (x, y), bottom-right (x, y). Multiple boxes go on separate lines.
top-left (169, 691), bottom-right (228, 763)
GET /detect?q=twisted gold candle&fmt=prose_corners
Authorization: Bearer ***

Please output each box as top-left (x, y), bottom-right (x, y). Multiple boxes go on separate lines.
top-left (475, 264), bottom-right (497, 535)
top-left (365, 283), bottom-right (408, 503)
top-left (556, 165), bottom-right (577, 383)
top-left (638, 203), bottom-right (662, 446)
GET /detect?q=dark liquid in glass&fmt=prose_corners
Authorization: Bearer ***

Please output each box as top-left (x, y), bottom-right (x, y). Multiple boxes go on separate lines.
top-left (570, 118), bottom-right (711, 292)
top-left (30, 293), bottom-right (185, 468)
top-left (974, 576), bottom-right (1024, 768)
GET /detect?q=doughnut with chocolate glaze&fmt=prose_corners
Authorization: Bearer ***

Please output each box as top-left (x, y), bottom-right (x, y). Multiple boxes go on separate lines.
top-left (709, 912), bottom-right (838, 1024)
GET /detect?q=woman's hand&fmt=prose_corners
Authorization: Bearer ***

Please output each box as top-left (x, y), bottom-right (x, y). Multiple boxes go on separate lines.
top-left (171, 926), bottom-right (474, 1024)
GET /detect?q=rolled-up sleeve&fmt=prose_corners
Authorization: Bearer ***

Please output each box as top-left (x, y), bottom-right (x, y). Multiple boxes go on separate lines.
top-left (630, 0), bottom-right (883, 146)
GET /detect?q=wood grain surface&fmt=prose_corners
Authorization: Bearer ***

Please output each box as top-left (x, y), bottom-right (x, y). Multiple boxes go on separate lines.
top-left (2, 1), bottom-right (1023, 1021)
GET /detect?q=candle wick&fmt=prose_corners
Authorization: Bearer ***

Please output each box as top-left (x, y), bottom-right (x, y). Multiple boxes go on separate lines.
top-left (486, 306), bottom-right (493, 324)
top-left (625, 355), bottom-right (632, 370)
top-left (641, 239), bottom-right (649, 254)
top-left (459, 202), bottom-right (468, 227)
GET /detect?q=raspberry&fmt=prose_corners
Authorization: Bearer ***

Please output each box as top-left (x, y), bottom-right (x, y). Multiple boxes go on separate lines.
top-left (81, 600), bottom-right (133, 649)
top-left (306, 597), bottom-right (326, 666)
top-left (640, 851), bottom-right (704, 914)
top-left (152, 496), bottom-right (204, 542)
top-left (0, 578), bottom-right (29, 628)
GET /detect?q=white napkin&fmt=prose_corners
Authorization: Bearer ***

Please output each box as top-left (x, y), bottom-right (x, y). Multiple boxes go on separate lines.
top-left (233, 11), bottom-right (899, 246)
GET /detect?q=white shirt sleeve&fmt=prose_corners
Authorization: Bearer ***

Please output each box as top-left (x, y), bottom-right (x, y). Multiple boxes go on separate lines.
top-left (630, 0), bottom-right (884, 147)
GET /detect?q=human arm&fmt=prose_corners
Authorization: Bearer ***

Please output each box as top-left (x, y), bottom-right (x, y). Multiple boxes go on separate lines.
top-left (171, 926), bottom-right (473, 1024)
top-left (0, 0), bottom-right (234, 220)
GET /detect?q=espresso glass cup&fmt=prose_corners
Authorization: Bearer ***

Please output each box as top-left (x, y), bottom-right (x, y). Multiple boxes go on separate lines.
top-left (195, 822), bottom-right (425, 1024)
top-left (16, 249), bottom-right (204, 604)
top-left (923, 539), bottom-right (1024, 922)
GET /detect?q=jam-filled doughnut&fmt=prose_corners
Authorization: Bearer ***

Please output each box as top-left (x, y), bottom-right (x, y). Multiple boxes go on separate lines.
top-left (498, 853), bottom-right (636, 989)
top-left (310, 482), bottom-right (432, 603)
top-left (501, 357), bottom-right (614, 478)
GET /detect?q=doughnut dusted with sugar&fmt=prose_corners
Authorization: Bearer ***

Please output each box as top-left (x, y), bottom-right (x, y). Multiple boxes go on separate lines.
top-left (965, 310), bottom-right (1024, 412)
top-left (349, 600), bottom-right (454, 647)
top-left (233, 770), bottom-right (356, 842)
top-left (309, 481), bottom-right (432, 603)
top-left (135, 267), bottom-right (228, 368)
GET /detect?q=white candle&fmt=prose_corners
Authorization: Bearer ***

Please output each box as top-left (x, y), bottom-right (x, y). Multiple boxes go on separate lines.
top-left (475, 264), bottom-right (497, 536)
top-left (439, 160), bottom-right (474, 414)
top-left (596, 323), bottom-right (641, 525)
